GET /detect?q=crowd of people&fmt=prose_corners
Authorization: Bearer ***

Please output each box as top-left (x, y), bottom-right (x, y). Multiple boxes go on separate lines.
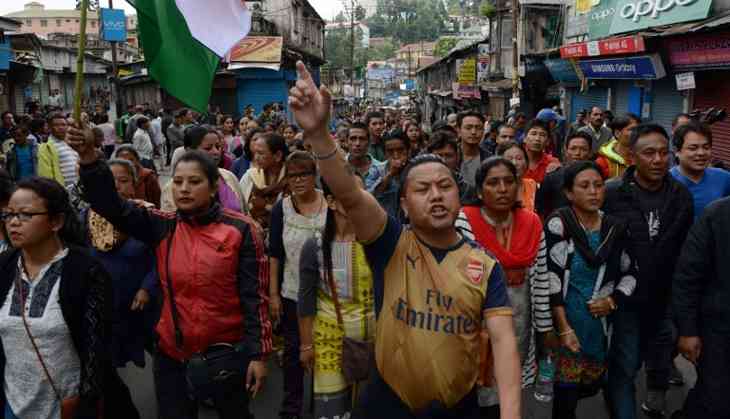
top-left (0, 60), bottom-right (726, 419)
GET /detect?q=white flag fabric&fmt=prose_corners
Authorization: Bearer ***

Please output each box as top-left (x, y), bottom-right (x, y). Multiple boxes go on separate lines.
top-left (174, 0), bottom-right (251, 57)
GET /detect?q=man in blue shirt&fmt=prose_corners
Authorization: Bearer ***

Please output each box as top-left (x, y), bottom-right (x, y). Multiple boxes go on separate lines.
top-left (5, 124), bottom-right (38, 180)
top-left (670, 122), bottom-right (730, 221)
top-left (366, 131), bottom-right (409, 220)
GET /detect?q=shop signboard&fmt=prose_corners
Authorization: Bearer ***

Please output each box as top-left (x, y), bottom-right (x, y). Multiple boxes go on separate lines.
top-left (588, 0), bottom-right (617, 40)
top-left (458, 58), bottom-right (477, 86)
top-left (675, 72), bottom-right (696, 90)
top-left (578, 54), bottom-right (666, 79)
top-left (545, 59), bottom-right (580, 83)
top-left (478, 44), bottom-right (490, 83)
top-left (610, 0), bottom-right (712, 35)
top-left (561, 35), bottom-right (645, 58)
top-left (367, 67), bottom-right (396, 81)
top-left (99, 8), bottom-right (127, 42)
top-left (665, 32), bottom-right (730, 70)
top-left (0, 40), bottom-right (10, 71)
top-left (588, 0), bottom-right (711, 39)
top-left (453, 82), bottom-right (481, 99)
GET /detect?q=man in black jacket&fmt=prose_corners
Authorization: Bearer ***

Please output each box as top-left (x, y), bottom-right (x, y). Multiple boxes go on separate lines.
top-left (671, 197), bottom-right (730, 419)
top-left (535, 131), bottom-right (593, 219)
top-left (602, 123), bottom-right (693, 419)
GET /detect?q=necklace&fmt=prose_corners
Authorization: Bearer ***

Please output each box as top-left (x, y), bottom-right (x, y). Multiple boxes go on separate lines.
top-left (576, 210), bottom-right (603, 232)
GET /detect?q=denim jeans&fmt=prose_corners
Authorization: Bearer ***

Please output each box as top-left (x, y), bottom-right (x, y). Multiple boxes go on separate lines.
top-left (606, 308), bottom-right (642, 419)
top-left (643, 313), bottom-right (675, 392)
top-left (683, 327), bottom-right (730, 419)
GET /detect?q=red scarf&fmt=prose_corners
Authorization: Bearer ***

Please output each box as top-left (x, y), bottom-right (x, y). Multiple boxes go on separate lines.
top-left (463, 206), bottom-right (542, 286)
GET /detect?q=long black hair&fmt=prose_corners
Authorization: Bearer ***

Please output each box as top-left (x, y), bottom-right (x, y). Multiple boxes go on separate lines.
top-left (14, 177), bottom-right (85, 246)
top-left (320, 177), bottom-right (338, 293)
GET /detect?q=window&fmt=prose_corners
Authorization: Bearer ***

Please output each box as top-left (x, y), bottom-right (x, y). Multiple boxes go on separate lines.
top-left (66, 19), bottom-right (71, 23)
top-left (75, 19), bottom-right (79, 23)
top-left (91, 20), bottom-right (96, 28)
top-left (25, 19), bottom-right (32, 25)
top-left (40, 19), bottom-right (48, 27)
top-left (56, 19), bottom-right (62, 27)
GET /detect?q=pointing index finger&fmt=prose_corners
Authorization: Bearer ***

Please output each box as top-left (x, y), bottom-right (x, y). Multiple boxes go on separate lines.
top-left (296, 60), bottom-right (313, 85)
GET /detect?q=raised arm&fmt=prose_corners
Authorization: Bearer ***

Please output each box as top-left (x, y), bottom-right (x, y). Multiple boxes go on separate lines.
top-left (67, 125), bottom-right (169, 246)
top-left (289, 61), bottom-right (387, 243)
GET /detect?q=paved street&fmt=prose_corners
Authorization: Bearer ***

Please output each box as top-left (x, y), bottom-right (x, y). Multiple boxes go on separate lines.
top-left (144, 164), bottom-right (694, 419)
top-left (119, 354), bottom-right (695, 419)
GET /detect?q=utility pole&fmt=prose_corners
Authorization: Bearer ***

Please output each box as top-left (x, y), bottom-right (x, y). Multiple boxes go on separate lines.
top-left (108, 0), bottom-right (121, 120)
top-left (495, 0), bottom-right (502, 72)
top-left (350, 0), bottom-right (355, 90)
top-left (407, 47), bottom-right (412, 85)
top-left (511, 0), bottom-right (519, 99)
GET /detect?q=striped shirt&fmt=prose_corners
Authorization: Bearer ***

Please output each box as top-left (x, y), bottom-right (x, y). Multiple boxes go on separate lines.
top-left (50, 136), bottom-right (79, 187)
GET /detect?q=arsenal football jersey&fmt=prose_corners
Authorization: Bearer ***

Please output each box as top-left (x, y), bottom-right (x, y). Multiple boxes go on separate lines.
top-left (363, 217), bottom-right (512, 411)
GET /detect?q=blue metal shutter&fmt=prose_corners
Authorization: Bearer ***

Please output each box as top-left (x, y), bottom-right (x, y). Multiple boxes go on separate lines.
top-left (651, 78), bottom-right (684, 136)
top-left (237, 79), bottom-right (287, 116)
top-left (571, 86), bottom-right (609, 121)
top-left (614, 81), bottom-right (631, 116)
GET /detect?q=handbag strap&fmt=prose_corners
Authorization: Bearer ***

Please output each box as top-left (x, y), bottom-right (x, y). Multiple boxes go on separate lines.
top-left (164, 224), bottom-right (184, 349)
top-left (323, 262), bottom-right (344, 329)
top-left (17, 262), bottom-right (63, 402)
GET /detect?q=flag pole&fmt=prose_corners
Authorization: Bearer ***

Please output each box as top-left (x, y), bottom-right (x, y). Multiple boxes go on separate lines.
top-left (73, 0), bottom-right (90, 123)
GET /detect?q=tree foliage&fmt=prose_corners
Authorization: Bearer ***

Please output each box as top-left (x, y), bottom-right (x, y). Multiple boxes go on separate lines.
top-left (433, 37), bottom-right (459, 57)
top-left (366, 0), bottom-right (449, 44)
top-left (325, 27), bottom-right (369, 71)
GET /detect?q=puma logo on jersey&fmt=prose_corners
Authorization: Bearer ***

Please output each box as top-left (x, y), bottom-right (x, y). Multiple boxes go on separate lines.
top-left (406, 254), bottom-right (420, 270)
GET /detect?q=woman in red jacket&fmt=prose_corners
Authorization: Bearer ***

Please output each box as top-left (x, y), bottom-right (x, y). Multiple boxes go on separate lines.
top-left (70, 125), bottom-right (271, 419)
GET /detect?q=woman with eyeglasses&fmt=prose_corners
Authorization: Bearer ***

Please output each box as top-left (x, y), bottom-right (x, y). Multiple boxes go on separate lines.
top-left (68, 120), bottom-right (271, 418)
top-left (0, 177), bottom-right (109, 419)
top-left (161, 125), bottom-right (246, 213)
top-left (268, 151), bottom-right (327, 419)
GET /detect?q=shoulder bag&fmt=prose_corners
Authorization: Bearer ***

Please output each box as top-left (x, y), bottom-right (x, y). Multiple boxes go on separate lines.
top-left (323, 260), bottom-right (373, 384)
top-left (164, 226), bottom-right (248, 400)
top-left (17, 267), bottom-right (103, 419)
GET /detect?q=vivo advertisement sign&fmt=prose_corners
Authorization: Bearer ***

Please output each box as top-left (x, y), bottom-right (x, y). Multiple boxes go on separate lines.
top-left (579, 54), bottom-right (666, 79)
top-left (0, 40), bottom-right (11, 71)
top-left (100, 8), bottom-right (127, 42)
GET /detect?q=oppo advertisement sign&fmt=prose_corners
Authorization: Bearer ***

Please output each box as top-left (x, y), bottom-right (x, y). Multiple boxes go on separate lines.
top-left (588, 0), bottom-right (711, 39)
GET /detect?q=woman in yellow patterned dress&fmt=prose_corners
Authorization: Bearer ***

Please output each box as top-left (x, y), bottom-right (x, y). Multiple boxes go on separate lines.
top-left (298, 178), bottom-right (375, 418)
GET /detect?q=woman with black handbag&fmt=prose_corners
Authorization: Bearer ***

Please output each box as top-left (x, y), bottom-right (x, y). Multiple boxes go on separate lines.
top-left (298, 175), bottom-right (375, 418)
top-left (68, 124), bottom-right (272, 419)
top-left (0, 177), bottom-right (108, 419)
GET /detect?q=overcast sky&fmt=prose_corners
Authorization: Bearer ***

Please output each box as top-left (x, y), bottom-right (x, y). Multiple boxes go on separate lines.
top-left (0, 0), bottom-right (345, 21)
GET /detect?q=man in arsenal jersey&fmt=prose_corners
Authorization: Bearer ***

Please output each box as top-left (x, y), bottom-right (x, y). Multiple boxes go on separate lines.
top-left (288, 61), bottom-right (522, 419)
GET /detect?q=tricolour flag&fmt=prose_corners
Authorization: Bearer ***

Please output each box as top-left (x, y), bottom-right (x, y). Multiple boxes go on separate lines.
top-left (127, 0), bottom-right (251, 112)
